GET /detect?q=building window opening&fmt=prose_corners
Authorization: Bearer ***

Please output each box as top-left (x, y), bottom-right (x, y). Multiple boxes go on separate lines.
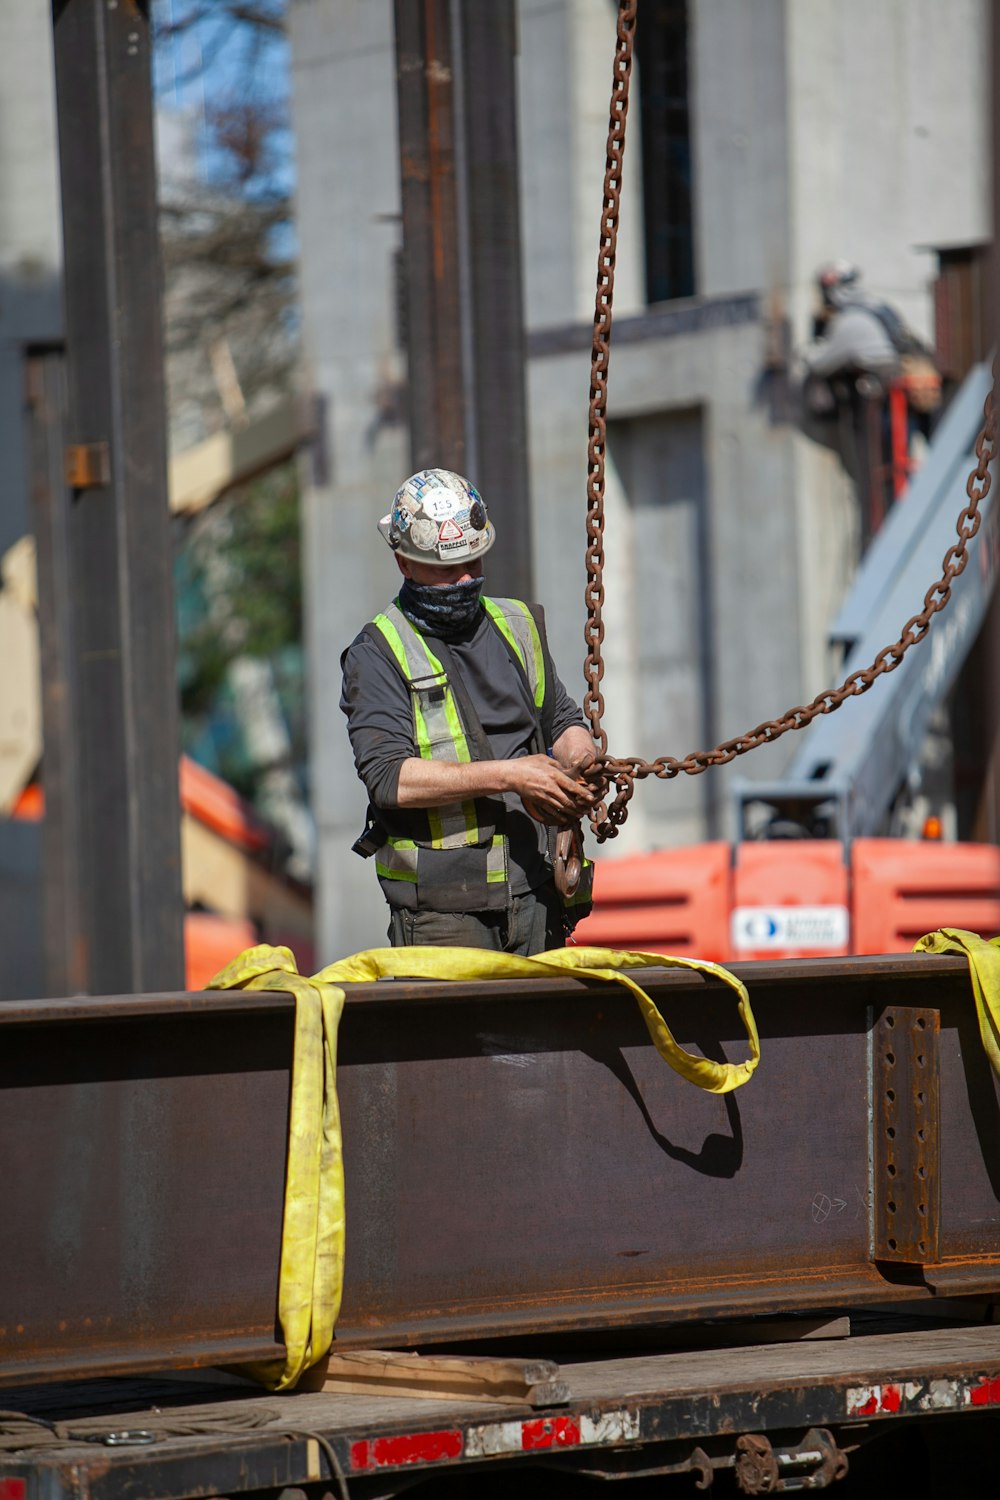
top-left (637, 0), bottom-right (695, 305)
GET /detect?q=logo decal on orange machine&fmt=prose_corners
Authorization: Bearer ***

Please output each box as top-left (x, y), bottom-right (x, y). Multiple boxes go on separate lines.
top-left (731, 906), bottom-right (849, 951)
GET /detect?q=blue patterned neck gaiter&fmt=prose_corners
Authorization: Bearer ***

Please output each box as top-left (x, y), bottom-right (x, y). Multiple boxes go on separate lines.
top-left (398, 576), bottom-right (485, 641)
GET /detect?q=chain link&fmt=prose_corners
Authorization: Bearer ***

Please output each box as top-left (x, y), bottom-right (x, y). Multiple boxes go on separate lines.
top-left (584, 0), bottom-right (998, 842)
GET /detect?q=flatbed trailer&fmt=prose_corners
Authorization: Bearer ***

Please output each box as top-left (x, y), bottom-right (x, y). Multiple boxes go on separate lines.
top-left (2, 1319), bottom-right (1000, 1497)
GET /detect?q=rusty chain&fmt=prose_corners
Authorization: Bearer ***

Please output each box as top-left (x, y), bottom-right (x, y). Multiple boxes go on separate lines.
top-left (583, 0), bottom-right (998, 843)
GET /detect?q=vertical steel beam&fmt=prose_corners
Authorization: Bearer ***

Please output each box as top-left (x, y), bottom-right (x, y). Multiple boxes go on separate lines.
top-left (26, 350), bottom-right (86, 998)
top-left (49, 0), bottom-right (184, 993)
top-left (394, 0), bottom-right (532, 598)
top-left (454, 0), bottom-right (532, 599)
top-left (394, 0), bottom-right (466, 476)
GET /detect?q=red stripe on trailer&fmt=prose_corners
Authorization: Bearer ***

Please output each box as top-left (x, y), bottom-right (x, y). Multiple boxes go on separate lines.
top-left (969, 1376), bottom-right (1000, 1407)
top-left (0, 1482), bottom-right (27, 1500)
top-left (521, 1416), bottom-right (582, 1450)
top-left (350, 1430), bottom-right (463, 1471)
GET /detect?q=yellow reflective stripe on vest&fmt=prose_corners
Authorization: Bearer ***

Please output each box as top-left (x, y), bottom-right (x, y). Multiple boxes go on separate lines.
top-left (372, 611), bottom-right (441, 764)
top-left (486, 832), bottom-right (507, 884)
top-left (483, 597), bottom-right (524, 667)
top-left (483, 597), bottom-right (545, 710)
top-left (511, 599), bottom-right (545, 710)
top-left (370, 610), bottom-right (411, 678)
top-left (372, 610), bottom-right (472, 766)
top-left (376, 837), bottom-right (418, 883)
top-left (370, 606), bottom-right (479, 850)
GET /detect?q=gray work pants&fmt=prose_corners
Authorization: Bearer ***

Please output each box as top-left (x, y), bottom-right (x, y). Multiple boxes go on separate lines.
top-left (387, 883), bottom-right (565, 957)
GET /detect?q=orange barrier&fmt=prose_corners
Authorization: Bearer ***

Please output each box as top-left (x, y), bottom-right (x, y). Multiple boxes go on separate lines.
top-left (851, 838), bottom-right (1000, 954)
top-left (577, 837), bottom-right (1000, 961)
top-left (573, 842), bottom-right (732, 960)
top-left (731, 842), bottom-right (850, 959)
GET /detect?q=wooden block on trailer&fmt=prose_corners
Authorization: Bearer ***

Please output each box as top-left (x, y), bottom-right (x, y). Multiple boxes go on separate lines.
top-left (298, 1349), bottom-right (570, 1405)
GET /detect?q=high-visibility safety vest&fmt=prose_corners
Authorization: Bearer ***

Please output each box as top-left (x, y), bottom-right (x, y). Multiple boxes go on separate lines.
top-left (366, 597), bottom-right (551, 913)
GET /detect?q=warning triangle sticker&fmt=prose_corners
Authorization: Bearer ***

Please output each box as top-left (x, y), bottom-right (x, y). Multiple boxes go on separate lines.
top-left (438, 518), bottom-right (463, 541)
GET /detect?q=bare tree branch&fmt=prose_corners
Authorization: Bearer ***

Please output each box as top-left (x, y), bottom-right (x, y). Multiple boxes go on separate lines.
top-left (156, 0), bottom-right (298, 443)
top-left (155, 0), bottom-right (286, 41)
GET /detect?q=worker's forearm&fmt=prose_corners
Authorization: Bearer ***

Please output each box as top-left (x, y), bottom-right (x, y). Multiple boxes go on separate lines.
top-left (394, 751), bottom-right (595, 821)
top-left (394, 757), bottom-right (512, 809)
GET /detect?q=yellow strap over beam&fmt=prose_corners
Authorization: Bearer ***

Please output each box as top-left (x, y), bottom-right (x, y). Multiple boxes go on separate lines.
top-left (914, 927), bottom-right (1000, 1080)
top-left (209, 942), bottom-right (759, 1390)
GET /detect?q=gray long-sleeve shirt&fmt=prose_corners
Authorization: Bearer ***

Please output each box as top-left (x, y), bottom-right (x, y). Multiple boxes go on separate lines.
top-left (340, 603), bottom-right (586, 896)
top-left (801, 303), bottom-right (899, 380)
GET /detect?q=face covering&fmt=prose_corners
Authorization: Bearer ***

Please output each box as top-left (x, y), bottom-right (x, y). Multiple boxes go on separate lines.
top-left (398, 576), bottom-right (485, 640)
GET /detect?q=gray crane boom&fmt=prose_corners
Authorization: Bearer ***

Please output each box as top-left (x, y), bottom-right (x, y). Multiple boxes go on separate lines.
top-left (736, 362), bottom-right (995, 843)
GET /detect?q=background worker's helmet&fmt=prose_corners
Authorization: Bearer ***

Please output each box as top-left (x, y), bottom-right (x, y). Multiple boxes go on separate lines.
top-left (378, 469), bottom-right (496, 565)
top-left (817, 259), bottom-right (861, 305)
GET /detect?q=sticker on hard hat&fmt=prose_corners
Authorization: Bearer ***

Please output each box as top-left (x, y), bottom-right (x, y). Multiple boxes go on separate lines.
top-left (438, 518), bottom-right (464, 542)
top-left (409, 517), bottom-right (440, 551)
top-left (470, 500), bottom-right (487, 530)
top-left (731, 905), bottom-right (849, 950)
top-left (425, 493), bottom-right (460, 520)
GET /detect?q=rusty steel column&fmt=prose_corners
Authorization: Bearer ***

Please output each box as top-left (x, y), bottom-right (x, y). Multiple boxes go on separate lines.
top-left (394, 0), bottom-right (465, 475)
top-left (49, 0), bottom-right (184, 993)
top-left (394, 0), bottom-right (533, 598)
top-left (26, 350), bottom-right (86, 999)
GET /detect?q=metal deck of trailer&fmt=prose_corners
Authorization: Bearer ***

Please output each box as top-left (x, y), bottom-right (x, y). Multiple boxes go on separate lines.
top-left (1, 1322), bottom-right (1000, 1497)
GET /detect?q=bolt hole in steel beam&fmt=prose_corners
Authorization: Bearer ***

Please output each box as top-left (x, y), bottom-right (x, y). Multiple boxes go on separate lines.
top-left (874, 1008), bottom-right (941, 1268)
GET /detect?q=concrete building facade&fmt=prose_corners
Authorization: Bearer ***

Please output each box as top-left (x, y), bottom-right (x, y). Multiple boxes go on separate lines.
top-left (289, 0), bottom-right (990, 962)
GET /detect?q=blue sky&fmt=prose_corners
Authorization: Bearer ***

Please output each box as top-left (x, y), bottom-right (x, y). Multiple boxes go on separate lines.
top-left (153, 0), bottom-right (294, 200)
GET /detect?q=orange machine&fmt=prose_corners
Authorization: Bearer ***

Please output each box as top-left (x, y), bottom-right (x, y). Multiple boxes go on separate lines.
top-left (13, 757), bottom-right (314, 988)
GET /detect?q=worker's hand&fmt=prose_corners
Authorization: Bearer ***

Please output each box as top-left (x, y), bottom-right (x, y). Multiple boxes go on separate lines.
top-left (506, 755), bottom-right (596, 826)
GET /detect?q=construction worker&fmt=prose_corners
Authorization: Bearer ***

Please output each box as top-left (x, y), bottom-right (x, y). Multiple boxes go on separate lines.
top-left (801, 261), bottom-right (901, 388)
top-left (340, 469), bottom-right (598, 954)
top-left (800, 261), bottom-right (940, 541)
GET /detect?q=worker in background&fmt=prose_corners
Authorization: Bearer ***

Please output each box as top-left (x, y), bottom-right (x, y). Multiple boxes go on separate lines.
top-left (340, 469), bottom-right (598, 954)
top-left (800, 261), bottom-right (941, 543)
top-left (801, 260), bottom-right (900, 389)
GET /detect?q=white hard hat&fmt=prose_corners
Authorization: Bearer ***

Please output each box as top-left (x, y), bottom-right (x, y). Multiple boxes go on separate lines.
top-left (817, 259), bottom-right (861, 296)
top-left (378, 469), bottom-right (496, 566)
